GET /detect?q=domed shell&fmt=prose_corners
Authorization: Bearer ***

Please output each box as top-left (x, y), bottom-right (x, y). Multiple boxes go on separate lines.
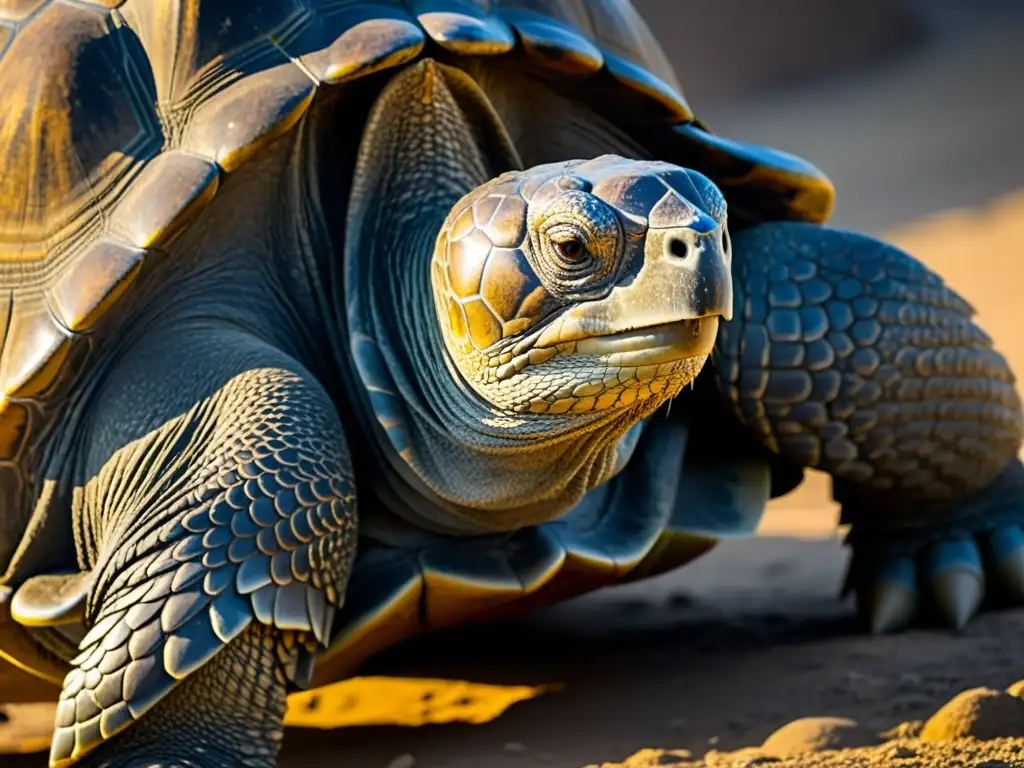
top-left (0, 0), bottom-right (833, 480)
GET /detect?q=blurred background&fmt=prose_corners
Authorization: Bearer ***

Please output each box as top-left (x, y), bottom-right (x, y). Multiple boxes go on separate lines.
top-left (636, 0), bottom-right (1024, 233)
top-left (5, 2), bottom-right (1024, 766)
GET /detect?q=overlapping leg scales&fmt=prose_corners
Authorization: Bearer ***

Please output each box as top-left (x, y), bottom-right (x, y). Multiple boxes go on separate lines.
top-left (714, 221), bottom-right (1024, 633)
top-left (54, 337), bottom-right (357, 767)
top-left (79, 623), bottom-right (295, 768)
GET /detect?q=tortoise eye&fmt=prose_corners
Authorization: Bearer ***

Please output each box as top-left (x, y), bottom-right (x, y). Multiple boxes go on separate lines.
top-left (554, 237), bottom-right (586, 261)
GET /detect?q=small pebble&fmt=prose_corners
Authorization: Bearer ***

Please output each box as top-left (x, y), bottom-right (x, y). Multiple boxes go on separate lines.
top-left (761, 716), bottom-right (880, 756)
top-left (503, 741), bottom-right (527, 756)
top-left (921, 688), bottom-right (1024, 742)
top-left (384, 755), bottom-right (415, 768)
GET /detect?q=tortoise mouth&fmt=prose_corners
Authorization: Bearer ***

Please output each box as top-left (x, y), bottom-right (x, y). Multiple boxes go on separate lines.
top-left (493, 317), bottom-right (717, 383)
top-left (509, 319), bottom-right (715, 416)
top-left (564, 318), bottom-right (719, 366)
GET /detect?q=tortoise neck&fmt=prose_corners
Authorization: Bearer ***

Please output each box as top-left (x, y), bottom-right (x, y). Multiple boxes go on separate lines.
top-left (335, 62), bottom-right (641, 535)
top-left (344, 184), bottom-right (643, 536)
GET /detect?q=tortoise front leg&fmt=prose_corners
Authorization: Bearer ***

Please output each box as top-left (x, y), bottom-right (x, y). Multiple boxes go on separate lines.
top-left (48, 320), bottom-right (356, 768)
top-left (82, 624), bottom-right (292, 768)
top-left (714, 221), bottom-right (1024, 634)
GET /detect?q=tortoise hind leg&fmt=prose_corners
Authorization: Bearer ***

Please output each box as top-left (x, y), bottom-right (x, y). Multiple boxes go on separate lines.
top-left (714, 221), bottom-right (1024, 634)
top-left (49, 319), bottom-right (356, 767)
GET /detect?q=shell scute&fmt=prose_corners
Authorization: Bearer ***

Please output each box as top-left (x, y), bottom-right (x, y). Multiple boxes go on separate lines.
top-left (419, 546), bottom-right (523, 628)
top-left (183, 58), bottom-right (316, 173)
top-left (286, 3), bottom-right (424, 84)
top-left (500, 0), bottom-right (690, 121)
top-left (0, 2), bottom-right (159, 254)
top-left (577, 0), bottom-right (681, 93)
top-left (600, 51), bottom-right (692, 123)
top-left (495, 7), bottom-right (603, 77)
top-left (109, 151), bottom-right (220, 250)
top-left (411, 0), bottom-right (515, 56)
top-left (0, 300), bottom-right (72, 400)
top-left (671, 123), bottom-right (837, 224)
top-left (48, 240), bottom-right (145, 333)
top-left (119, 0), bottom-right (305, 105)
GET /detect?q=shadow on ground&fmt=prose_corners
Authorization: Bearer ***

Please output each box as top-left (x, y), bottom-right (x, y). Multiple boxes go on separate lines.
top-left (267, 537), bottom-right (1024, 768)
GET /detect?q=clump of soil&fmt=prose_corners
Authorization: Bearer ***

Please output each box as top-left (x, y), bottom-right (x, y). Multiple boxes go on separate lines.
top-left (920, 688), bottom-right (1024, 743)
top-left (595, 740), bottom-right (1024, 767)
top-left (760, 717), bottom-right (881, 756)
top-left (595, 682), bottom-right (1024, 768)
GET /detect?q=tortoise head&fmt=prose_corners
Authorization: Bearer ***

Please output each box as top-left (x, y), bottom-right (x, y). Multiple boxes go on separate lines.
top-left (431, 155), bottom-right (733, 417)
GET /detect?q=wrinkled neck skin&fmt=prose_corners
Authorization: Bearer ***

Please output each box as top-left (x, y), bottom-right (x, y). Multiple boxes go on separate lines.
top-left (309, 66), bottom-right (660, 538)
top-left (342, 165), bottom-right (650, 536)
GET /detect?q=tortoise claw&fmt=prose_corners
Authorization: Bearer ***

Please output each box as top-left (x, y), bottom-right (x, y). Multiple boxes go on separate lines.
top-left (923, 540), bottom-right (984, 630)
top-left (929, 570), bottom-right (984, 630)
top-left (864, 557), bottom-right (916, 635)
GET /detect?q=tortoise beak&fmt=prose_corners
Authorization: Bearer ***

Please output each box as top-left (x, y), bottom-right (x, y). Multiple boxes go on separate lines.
top-left (534, 226), bottom-right (733, 353)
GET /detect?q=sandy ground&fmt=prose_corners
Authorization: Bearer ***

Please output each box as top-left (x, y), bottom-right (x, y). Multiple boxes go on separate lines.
top-left (5, 10), bottom-right (1024, 768)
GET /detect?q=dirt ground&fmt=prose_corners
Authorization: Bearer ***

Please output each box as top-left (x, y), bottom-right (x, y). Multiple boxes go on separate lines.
top-left (5, 8), bottom-right (1024, 768)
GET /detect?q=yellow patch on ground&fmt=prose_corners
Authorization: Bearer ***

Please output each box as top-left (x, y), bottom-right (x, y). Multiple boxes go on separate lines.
top-left (283, 677), bottom-right (552, 729)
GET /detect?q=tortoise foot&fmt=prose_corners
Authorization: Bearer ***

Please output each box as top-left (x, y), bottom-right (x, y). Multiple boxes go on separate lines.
top-left (848, 460), bottom-right (1024, 634)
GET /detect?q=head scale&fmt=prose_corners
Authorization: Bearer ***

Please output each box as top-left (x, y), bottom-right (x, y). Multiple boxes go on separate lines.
top-left (431, 155), bottom-right (733, 419)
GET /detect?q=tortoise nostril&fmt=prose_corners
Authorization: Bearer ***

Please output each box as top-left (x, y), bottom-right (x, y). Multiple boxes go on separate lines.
top-left (668, 237), bottom-right (690, 259)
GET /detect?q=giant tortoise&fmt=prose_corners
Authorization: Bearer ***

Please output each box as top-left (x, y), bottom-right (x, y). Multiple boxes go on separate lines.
top-left (0, 1), bottom-right (1022, 766)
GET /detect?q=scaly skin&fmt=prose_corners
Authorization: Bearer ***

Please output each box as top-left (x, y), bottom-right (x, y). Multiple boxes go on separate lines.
top-left (715, 222), bottom-right (1024, 632)
top-left (82, 624), bottom-right (291, 768)
top-left (52, 319), bottom-right (358, 767)
top-left (31, 131), bottom-right (359, 767)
